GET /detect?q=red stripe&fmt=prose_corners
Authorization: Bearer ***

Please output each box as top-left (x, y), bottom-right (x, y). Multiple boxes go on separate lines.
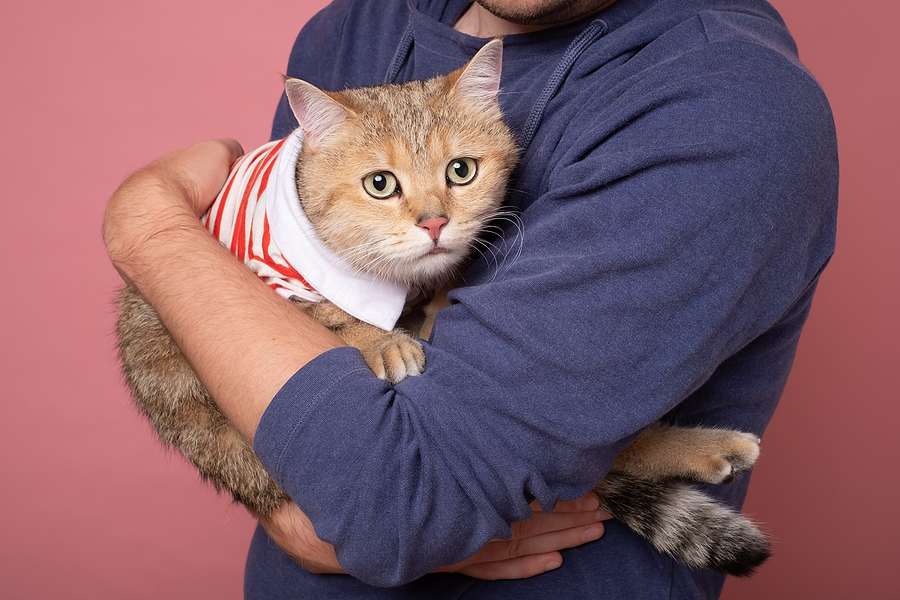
top-left (248, 150), bottom-right (281, 260)
top-left (210, 166), bottom-right (240, 239)
top-left (260, 212), bottom-right (274, 263)
top-left (231, 143), bottom-right (282, 260)
top-left (258, 139), bottom-right (285, 191)
top-left (253, 213), bottom-right (315, 290)
top-left (267, 262), bottom-right (314, 287)
top-left (214, 139), bottom-right (315, 294)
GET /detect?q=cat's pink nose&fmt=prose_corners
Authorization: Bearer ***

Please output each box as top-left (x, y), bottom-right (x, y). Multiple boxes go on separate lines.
top-left (418, 217), bottom-right (448, 241)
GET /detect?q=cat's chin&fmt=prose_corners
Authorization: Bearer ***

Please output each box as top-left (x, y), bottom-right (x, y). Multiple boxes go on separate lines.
top-left (378, 250), bottom-right (462, 289)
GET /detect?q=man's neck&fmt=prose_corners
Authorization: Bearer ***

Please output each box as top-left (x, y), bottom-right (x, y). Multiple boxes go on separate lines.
top-left (453, 3), bottom-right (546, 36)
top-left (453, 1), bottom-right (617, 37)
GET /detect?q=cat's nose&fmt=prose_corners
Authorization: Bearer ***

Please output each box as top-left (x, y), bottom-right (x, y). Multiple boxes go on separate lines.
top-left (417, 217), bottom-right (448, 241)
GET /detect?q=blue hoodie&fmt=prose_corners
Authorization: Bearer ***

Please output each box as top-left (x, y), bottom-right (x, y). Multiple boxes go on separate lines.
top-left (247, 0), bottom-right (838, 597)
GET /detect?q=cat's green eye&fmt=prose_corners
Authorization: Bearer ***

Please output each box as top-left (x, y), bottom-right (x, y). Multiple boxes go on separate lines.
top-left (363, 171), bottom-right (399, 199)
top-left (446, 158), bottom-right (478, 186)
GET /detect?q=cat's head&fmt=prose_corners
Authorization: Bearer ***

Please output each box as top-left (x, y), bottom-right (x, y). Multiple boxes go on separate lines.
top-left (284, 39), bottom-right (518, 289)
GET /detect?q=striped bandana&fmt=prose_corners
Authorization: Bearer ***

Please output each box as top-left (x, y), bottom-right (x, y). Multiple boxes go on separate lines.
top-left (203, 129), bottom-right (408, 331)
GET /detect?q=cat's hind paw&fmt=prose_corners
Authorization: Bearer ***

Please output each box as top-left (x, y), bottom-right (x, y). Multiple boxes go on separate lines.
top-left (611, 423), bottom-right (763, 484)
top-left (363, 332), bottom-right (426, 384)
top-left (697, 430), bottom-right (761, 484)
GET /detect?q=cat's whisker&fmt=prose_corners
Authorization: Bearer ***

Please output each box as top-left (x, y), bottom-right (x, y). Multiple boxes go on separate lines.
top-left (470, 212), bottom-right (525, 284)
top-left (335, 240), bottom-right (387, 266)
top-left (506, 185), bottom-right (537, 198)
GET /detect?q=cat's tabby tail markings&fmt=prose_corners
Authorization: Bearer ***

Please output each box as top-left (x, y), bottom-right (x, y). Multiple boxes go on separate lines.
top-left (595, 473), bottom-right (771, 576)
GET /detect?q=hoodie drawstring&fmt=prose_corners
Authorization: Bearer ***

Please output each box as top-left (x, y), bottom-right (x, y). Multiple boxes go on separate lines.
top-left (518, 19), bottom-right (608, 151)
top-left (384, 23), bottom-right (415, 85)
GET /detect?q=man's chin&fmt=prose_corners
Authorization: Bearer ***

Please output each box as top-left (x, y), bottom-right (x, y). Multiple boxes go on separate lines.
top-left (474, 0), bottom-right (615, 27)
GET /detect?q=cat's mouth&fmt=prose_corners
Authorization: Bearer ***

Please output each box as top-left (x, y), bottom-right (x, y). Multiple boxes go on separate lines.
top-left (428, 245), bottom-right (450, 255)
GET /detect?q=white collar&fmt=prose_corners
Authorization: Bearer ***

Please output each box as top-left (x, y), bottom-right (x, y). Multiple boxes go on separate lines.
top-left (266, 129), bottom-right (409, 331)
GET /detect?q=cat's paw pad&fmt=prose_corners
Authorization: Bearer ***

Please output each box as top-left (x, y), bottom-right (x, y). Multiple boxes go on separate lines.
top-left (363, 332), bottom-right (426, 384)
top-left (703, 432), bottom-right (761, 484)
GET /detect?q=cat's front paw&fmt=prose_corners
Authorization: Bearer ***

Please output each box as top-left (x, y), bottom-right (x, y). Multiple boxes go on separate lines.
top-left (362, 331), bottom-right (426, 384)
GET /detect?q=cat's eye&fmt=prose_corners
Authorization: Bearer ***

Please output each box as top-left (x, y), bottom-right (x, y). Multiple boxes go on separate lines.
top-left (446, 158), bottom-right (478, 186)
top-left (363, 171), bottom-right (399, 199)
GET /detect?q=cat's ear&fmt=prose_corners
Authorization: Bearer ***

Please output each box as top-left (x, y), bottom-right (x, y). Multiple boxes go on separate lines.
top-left (284, 78), bottom-right (353, 148)
top-left (451, 39), bottom-right (504, 118)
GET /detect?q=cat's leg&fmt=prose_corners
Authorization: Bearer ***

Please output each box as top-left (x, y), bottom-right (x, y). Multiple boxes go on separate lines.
top-left (611, 422), bottom-right (761, 484)
top-left (418, 278), bottom-right (456, 341)
top-left (116, 283), bottom-right (289, 516)
top-left (298, 299), bottom-right (426, 384)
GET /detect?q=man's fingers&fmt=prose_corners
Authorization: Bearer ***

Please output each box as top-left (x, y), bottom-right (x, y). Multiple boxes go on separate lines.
top-left (453, 552), bottom-right (564, 580)
top-left (511, 503), bottom-right (610, 539)
top-left (477, 522), bottom-right (605, 563)
top-left (216, 137), bottom-right (245, 162)
top-left (432, 493), bottom-right (609, 578)
top-left (541, 491), bottom-right (602, 513)
top-left (528, 491), bottom-right (610, 516)
top-left (147, 139), bottom-right (245, 217)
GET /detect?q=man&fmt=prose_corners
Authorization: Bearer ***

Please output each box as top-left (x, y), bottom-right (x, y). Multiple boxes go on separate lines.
top-left (103, 0), bottom-right (838, 598)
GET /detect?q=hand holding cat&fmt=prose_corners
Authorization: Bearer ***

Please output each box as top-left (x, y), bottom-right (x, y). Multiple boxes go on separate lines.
top-left (106, 138), bottom-right (346, 443)
top-left (258, 493), bottom-right (611, 579)
top-left (103, 138), bottom-right (244, 278)
top-left (434, 493), bottom-right (611, 579)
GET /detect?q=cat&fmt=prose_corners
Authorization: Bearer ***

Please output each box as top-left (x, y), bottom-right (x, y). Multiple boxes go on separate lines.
top-left (116, 40), bottom-right (769, 576)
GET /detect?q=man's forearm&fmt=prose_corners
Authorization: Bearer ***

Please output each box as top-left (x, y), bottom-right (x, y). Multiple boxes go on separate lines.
top-left (103, 141), bottom-right (344, 442)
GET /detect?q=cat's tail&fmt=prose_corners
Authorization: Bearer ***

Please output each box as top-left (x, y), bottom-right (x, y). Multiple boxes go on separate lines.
top-left (594, 473), bottom-right (771, 576)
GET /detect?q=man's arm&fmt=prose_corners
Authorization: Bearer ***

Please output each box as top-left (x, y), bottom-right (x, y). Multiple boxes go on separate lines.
top-left (103, 139), bottom-right (344, 443)
top-left (260, 493), bottom-right (609, 579)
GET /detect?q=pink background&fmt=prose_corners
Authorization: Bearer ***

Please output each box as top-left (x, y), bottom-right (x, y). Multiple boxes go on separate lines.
top-left (0, 1), bottom-right (896, 598)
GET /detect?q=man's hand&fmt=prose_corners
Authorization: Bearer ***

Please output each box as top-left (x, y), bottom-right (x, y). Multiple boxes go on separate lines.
top-left (102, 138), bottom-right (243, 272)
top-left (103, 138), bottom-right (344, 441)
top-left (436, 493), bottom-right (611, 579)
top-left (258, 492), bottom-right (611, 579)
